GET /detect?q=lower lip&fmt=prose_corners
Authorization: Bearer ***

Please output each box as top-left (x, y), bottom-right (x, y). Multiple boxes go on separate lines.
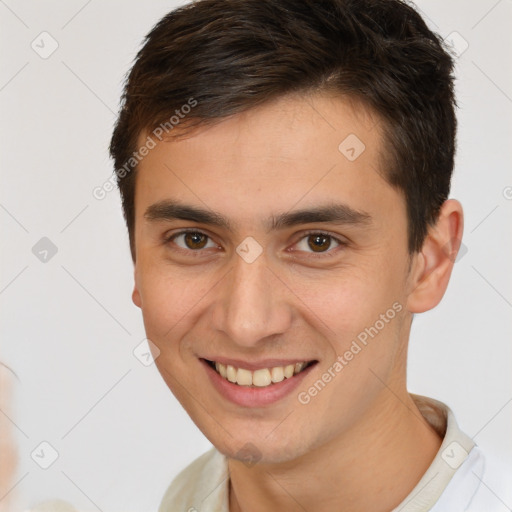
top-left (201, 359), bottom-right (317, 408)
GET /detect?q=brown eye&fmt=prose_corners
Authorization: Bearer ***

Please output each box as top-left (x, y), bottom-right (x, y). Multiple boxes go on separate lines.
top-left (294, 232), bottom-right (343, 256)
top-left (307, 234), bottom-right (332, 252)
top-left (169, 231), bottom-right (216, 251)
top-left (183, 232), bottom-right (208, 249)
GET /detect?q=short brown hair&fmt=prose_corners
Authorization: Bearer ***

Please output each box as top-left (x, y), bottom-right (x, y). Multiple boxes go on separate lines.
top-left (109, 0), bottom-right (457, 262)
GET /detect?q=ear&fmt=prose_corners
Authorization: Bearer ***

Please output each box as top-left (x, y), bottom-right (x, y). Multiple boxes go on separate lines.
top-left (132, 267), bottom-right (142, 308)
top-left (406, 199), bottom-right (464, 313)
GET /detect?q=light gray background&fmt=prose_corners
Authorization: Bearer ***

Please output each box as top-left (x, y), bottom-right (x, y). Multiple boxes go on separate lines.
top-left (1, 1), bottom-right (511, 511)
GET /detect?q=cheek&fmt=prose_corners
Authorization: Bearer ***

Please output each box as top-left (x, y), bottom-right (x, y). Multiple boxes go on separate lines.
top-left (291, 265), bottom-right (401, 340)
top-left (136, 263), bottom-right (223, 352)
top-left (136, 267), bottom-right (193, 340)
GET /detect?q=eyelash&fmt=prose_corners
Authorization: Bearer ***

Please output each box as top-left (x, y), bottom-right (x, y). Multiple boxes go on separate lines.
top-left (163, 229), bottom-right (347, 259)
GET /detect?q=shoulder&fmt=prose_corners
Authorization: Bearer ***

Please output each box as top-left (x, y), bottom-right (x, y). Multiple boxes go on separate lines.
top-left (158, 447), bottom-right (230, 512)
top-left (464, 446), bottom-right (512, 512)
top-left (431, 445), bottom-right (512, 512)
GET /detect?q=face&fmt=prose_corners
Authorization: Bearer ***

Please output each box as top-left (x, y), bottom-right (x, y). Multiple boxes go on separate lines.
top-left (131, 93), bottom-right (415, 464)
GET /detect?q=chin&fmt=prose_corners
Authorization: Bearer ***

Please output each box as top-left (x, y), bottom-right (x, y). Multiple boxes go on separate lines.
top-left (206, 428), bottom-right (312, 466)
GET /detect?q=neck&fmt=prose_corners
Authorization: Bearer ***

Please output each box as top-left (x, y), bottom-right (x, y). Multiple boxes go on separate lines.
top-left (228, 392), bottom-right (442, 512)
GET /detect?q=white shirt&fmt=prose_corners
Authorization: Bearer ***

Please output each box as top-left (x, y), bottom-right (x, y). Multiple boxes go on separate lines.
top-left (158, 395), bottom-right (512, 512)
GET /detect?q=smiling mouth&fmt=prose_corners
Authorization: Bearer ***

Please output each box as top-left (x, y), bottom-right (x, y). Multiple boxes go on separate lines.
top-left (203, 359), bottom-right (317, 388)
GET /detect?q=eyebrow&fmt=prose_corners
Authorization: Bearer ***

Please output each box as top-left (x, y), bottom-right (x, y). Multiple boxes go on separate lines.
top-left (144, 199), bottom-right (372, 232)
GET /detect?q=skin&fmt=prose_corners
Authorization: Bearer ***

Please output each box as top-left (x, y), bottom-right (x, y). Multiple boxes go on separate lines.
top-left (131, 92), bottom-right (464, 512)
top-left (0, 364), bottom-right (18, 512)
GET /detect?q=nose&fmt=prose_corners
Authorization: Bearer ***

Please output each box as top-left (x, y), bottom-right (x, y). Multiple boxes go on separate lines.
top-left (210, 250), bottom-right (293, 347)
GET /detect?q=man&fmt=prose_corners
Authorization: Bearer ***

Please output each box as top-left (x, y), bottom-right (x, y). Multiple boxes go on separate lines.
top-left (109, 0), bottom-right (510, 510)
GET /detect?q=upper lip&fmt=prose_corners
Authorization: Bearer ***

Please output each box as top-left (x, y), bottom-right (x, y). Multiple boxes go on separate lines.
top-left (201, 357), bottom-right (317, 371)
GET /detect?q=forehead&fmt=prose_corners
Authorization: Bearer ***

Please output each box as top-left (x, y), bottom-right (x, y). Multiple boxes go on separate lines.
top-left (145, 93), bottom-right (381, 166)
top-left (134, 93), bottom-right (401, 228)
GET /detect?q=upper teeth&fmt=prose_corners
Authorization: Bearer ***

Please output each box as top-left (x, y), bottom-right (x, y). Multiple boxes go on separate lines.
top-left (214, 361), bottom-right (308, 387)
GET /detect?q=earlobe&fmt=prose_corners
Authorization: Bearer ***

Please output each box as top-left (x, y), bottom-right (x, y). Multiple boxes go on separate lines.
top-left (132, 269), bottom-right (142, 308)
top-left (406, 199), bottom-right (464, 314)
